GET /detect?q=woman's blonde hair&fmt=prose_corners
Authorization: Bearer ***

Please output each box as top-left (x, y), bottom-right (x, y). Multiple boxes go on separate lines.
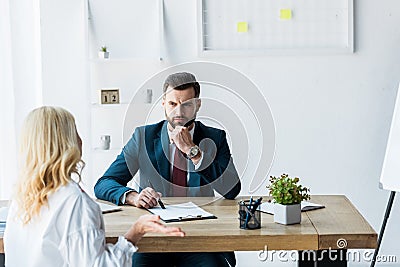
top-left (15, 106), bottom-right (84, 224)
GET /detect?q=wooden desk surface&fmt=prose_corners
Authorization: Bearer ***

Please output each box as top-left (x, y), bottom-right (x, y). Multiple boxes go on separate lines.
top-left (0, 195), bottom-right (377, 253)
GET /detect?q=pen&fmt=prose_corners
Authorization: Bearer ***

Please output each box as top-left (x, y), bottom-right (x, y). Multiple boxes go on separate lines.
top-left (148, 180), bottom-right (166, 209)
top-left (251, 197), bottom-right (263, 214)
top-left (244, 197), bottom-right (253, 228)
top-left (249, 196), bottom-right (254, 210)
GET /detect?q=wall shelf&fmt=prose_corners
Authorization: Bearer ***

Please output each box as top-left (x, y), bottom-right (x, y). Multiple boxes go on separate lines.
top-left (86, 0), bottom-right (165, 188)
top-left (88, 0), bottom-right (164, 60)
top-left (91, 102), bottom-right (129, 108)
top-left (89, 58), bottom-right (162, 63)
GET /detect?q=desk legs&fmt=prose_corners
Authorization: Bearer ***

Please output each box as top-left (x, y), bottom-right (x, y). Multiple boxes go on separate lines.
top-left (298, 250), bottom-right (347, 267)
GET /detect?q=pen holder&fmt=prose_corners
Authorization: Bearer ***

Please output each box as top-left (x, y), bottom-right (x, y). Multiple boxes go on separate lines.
top-left (238, 200), bottom-right (261, 230)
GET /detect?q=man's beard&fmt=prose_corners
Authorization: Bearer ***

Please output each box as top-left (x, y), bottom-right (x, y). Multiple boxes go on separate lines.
top-left (165, 112), bottom-right (195, 129)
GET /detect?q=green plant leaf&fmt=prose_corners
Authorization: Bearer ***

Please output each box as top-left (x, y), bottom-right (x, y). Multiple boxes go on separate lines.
top-left (266, 173), bottom-right (310, 205)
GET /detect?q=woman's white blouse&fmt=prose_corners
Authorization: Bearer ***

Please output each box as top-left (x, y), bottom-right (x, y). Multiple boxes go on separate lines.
top-left (4, 182), bottom-right (137, 267)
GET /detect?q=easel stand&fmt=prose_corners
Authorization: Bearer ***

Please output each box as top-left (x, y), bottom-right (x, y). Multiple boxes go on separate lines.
top-left (370, 191), bottom-right (396, 267)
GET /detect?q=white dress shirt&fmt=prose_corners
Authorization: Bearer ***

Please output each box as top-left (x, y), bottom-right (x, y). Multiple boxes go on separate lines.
top-left (4, 181), bottom-right (137, 267)
top-left (121, 124), bottom-right (203, 204)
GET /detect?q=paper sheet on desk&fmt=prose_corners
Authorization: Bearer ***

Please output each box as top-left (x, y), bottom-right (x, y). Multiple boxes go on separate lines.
top-left (148, 202), bottom-right (217, 223)
top-left (260, 201), bottom-right (325, 215)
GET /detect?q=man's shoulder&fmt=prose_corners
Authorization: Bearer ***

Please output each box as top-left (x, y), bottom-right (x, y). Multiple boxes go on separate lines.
top-left (134, 121), bottom-right (165, 135)
top-left (196, 121), bottom-right (225, 138)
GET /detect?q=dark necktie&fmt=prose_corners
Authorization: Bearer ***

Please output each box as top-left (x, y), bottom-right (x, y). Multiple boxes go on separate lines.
top-left (172, 145), bottom-right (187, 196)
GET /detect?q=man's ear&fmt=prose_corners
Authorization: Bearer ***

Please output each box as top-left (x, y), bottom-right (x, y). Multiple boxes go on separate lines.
top-left (196, 99), bottom-right (201, 112)
top-left (162, 96), bottom-right (165, 107)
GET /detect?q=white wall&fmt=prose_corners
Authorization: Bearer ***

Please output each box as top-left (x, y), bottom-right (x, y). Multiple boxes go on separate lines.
top-left (20, 0), bottom-right (400, 266)
top-left (0, 0), bottom-right (43, 199)
top-left (9, 0), bottom-right (43, 132)
top-left (39, 0), bottom-right (91, 186)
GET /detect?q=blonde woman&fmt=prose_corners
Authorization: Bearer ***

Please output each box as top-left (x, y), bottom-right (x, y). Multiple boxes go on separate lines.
top-left (4, 106), bottom-right (184, 267)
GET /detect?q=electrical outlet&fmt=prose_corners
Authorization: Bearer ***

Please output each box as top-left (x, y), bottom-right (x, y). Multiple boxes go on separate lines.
top-left (99, 89), bottom-right (120, 104)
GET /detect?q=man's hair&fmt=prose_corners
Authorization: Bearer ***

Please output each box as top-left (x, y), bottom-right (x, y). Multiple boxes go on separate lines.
top-left (163, 72), bottom-right (200, 98)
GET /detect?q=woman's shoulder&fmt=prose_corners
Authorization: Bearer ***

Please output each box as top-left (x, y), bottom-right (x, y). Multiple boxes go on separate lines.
top-left (51, 182), bottom-right (102, 220)
top-left (41, 182), bottom-right (104, 247)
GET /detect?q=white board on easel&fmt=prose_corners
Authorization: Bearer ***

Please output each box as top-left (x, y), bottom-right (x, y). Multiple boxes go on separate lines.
top-left (380, 83), bottom-right (400, 192)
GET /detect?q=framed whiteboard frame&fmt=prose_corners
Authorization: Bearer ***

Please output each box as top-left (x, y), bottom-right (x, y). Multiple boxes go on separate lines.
top-left (197, 0), bottom-right (354, 56)
top-left (379, 83), bottom-right (400, 193)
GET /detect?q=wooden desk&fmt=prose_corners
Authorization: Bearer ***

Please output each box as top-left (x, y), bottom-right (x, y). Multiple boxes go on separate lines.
top-left (0, 195), bottom-right (377, 254)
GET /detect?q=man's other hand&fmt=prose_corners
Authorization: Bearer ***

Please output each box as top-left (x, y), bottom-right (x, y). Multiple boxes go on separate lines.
top-left (126, 187), bottom-right (162, 209)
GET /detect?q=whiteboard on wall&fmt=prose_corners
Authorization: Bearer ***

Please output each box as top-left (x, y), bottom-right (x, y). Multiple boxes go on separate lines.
top-left (198, 0), bottom-right (354, 55)
top-left (380, 84), bottom-right (400, 192)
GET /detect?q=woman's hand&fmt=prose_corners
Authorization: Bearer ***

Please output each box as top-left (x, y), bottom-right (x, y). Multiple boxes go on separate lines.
top-left (124, 214), bottom-right (185, 245)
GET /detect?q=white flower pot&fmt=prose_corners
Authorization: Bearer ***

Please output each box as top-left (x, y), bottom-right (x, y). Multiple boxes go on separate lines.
top-left (273, 203), bottom-right (301, 225)
top-left (98, 51), bottom-right (110, 59)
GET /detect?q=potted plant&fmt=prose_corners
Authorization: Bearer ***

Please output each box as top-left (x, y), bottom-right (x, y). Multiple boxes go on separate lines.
top-left (98, 46), bottom-right (109, 59)
top-left (267, 174), bottom-right (310, 225)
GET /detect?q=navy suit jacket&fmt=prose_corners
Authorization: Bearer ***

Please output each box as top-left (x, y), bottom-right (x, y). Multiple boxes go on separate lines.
top-left (94, 120), bottom-right (241, 205)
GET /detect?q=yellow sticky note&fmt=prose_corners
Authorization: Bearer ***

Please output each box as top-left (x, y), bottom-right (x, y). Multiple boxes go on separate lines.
top-left (237, 22), bottom-right (248, 33)
top-left (280, 9), bottom-right (292, 20)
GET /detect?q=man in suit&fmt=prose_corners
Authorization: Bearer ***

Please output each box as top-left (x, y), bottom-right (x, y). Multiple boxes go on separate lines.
top-left (94, 72), bottom-right (241, 267)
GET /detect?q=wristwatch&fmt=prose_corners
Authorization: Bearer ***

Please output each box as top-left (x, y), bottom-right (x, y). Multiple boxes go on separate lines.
top-left (187, 145), bottom-right (200, 159)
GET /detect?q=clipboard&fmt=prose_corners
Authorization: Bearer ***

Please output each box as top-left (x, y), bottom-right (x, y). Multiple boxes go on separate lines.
top-left (147, 202), bottom-right (217, 223)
